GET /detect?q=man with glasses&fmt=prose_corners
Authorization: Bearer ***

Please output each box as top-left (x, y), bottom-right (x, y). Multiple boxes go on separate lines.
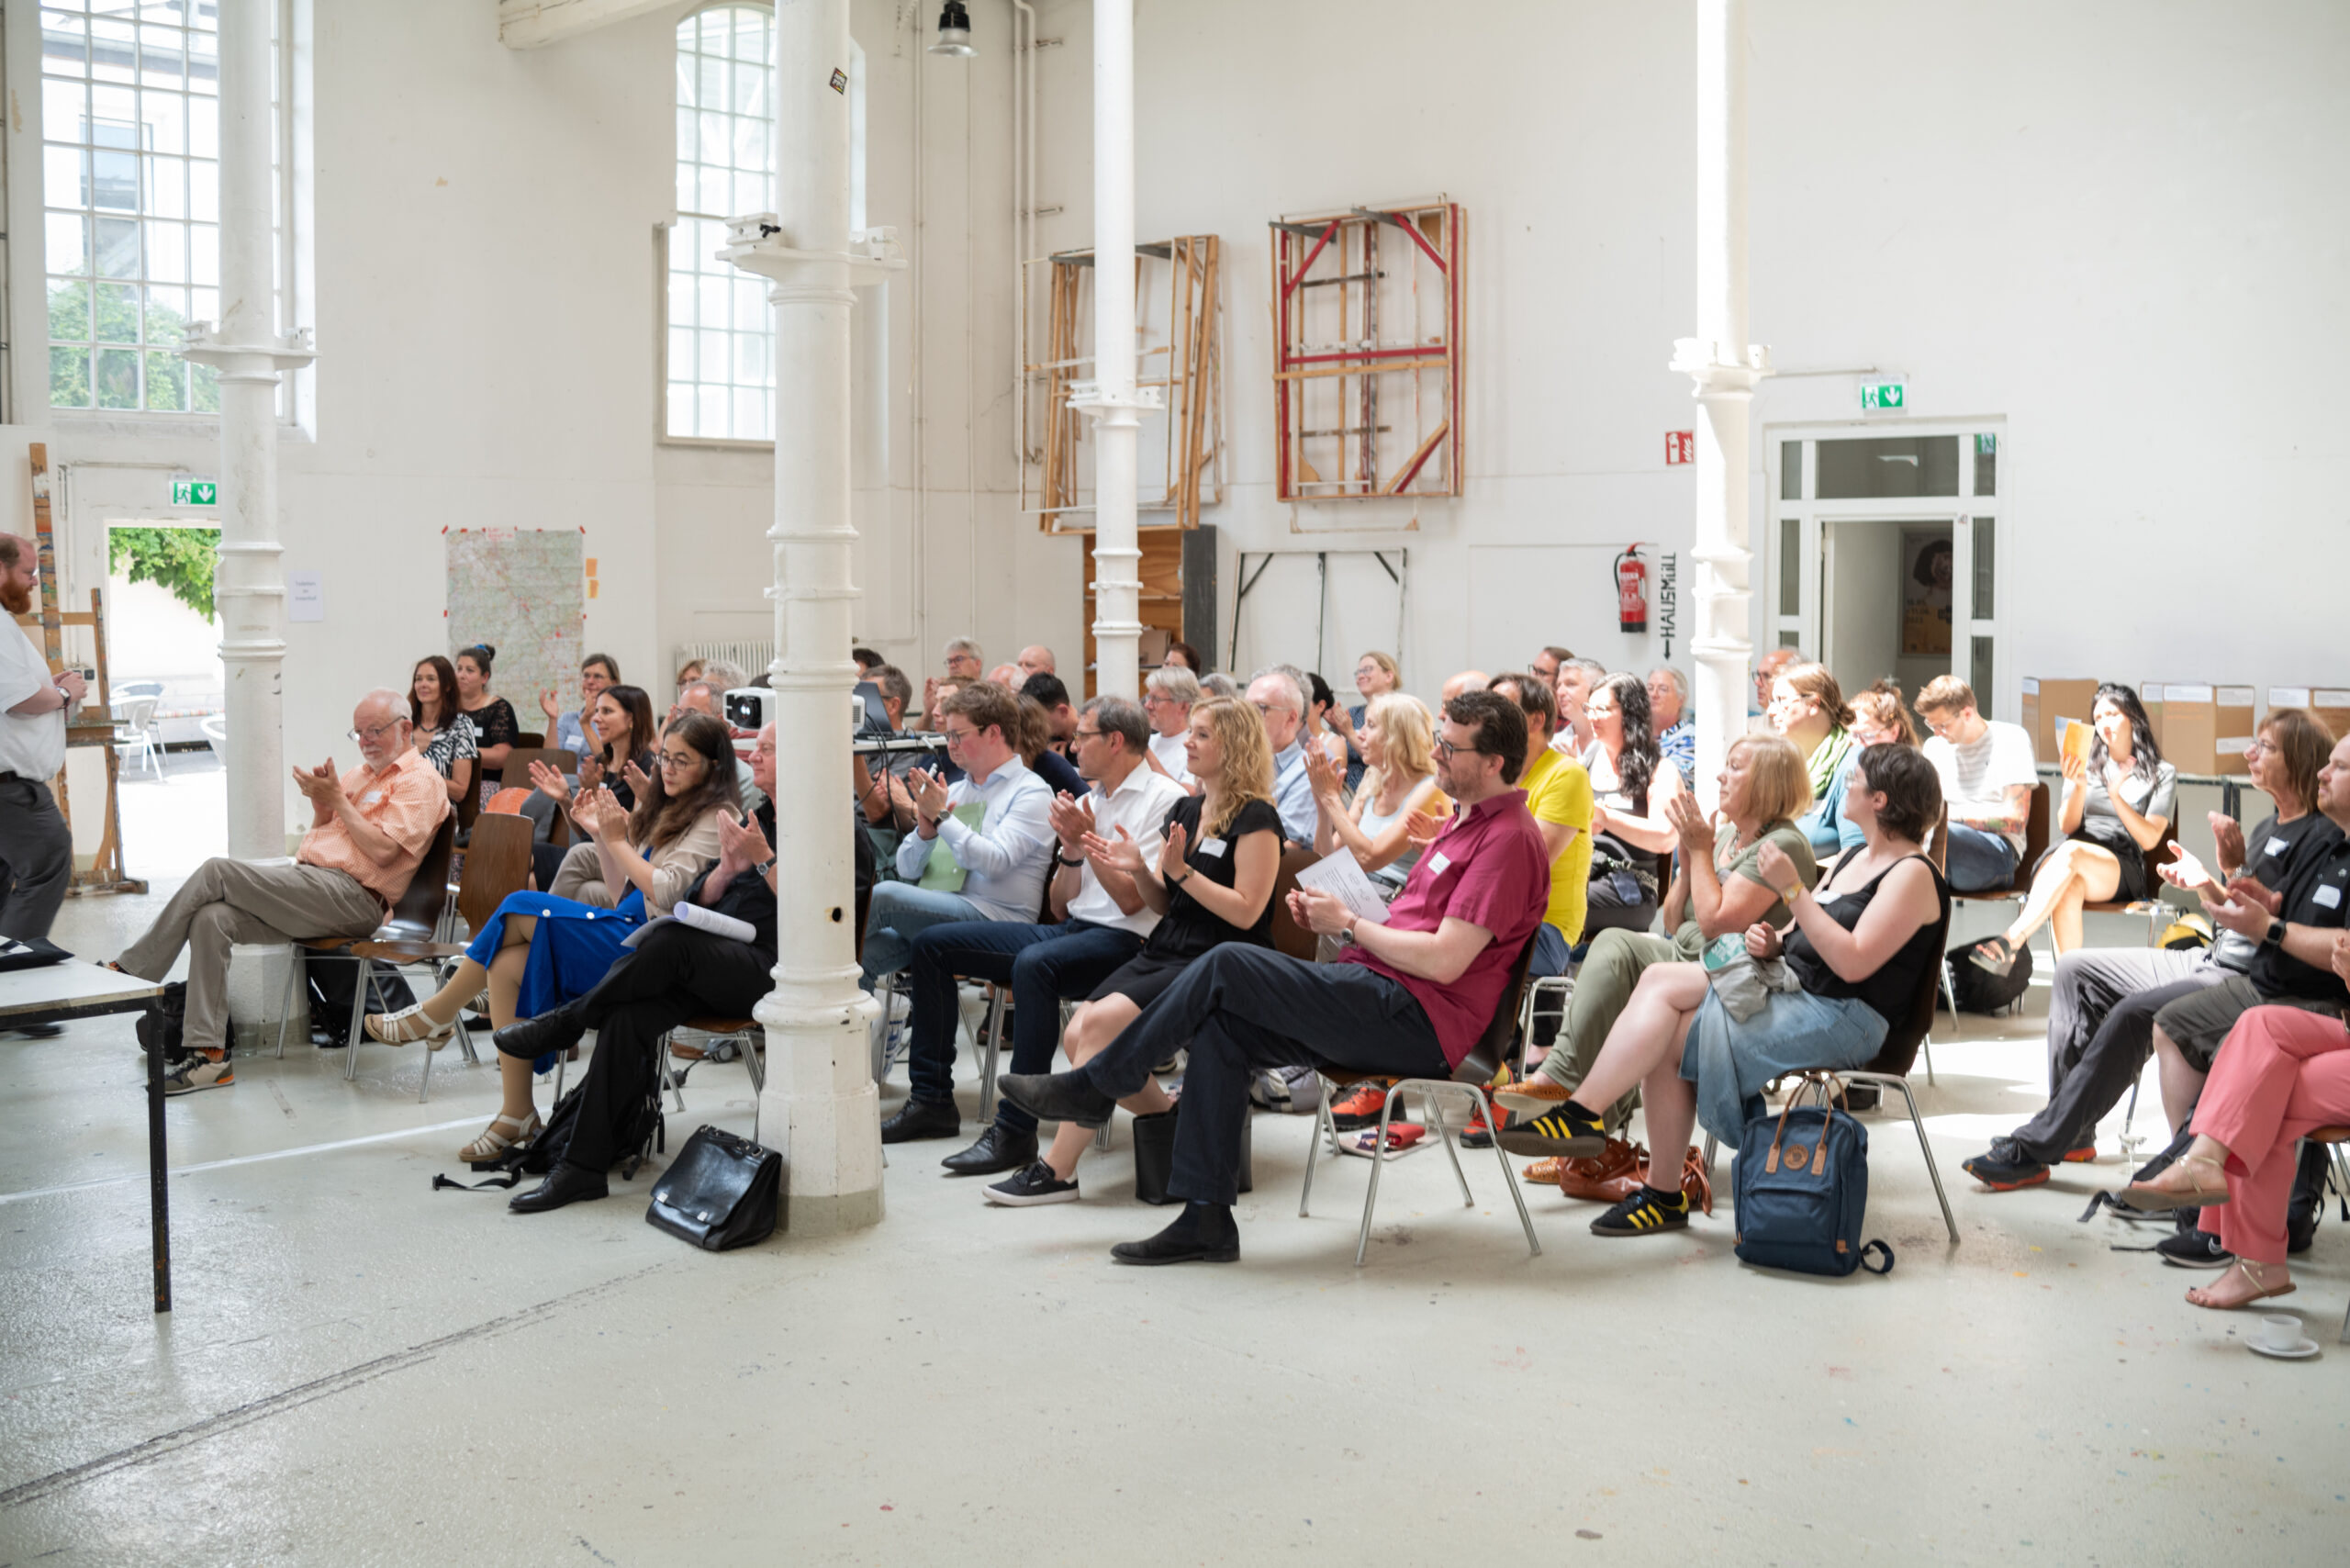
top-left (886, 696), bottom-right (1186, 1170)
top-left (863, 680), bottom-right (1054, 997)
top-left (1246, 667), bottom-right (1315, 846)
top-left (113, 689), bottom-right (449, 1094)
top-left (1140, 666), bottom-right (1199, 788)
top-left (1914, 674), bottom-right (2037, 893)
top-left (1000, 691), bottom-right (1550, 1264)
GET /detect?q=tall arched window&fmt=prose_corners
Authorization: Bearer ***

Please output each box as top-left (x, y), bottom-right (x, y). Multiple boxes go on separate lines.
top-left (667, 3), bottom-right (776, 442)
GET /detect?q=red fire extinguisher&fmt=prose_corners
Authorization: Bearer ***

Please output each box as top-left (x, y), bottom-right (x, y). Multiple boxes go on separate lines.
top-left (1615, 544), bottom-right (1650, 634)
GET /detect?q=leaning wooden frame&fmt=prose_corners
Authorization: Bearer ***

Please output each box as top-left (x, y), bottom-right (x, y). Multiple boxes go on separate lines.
top-left (1270, 198), bottom-right (1463, 503)
top-left (1021, 234), bottom-right (1225, 533)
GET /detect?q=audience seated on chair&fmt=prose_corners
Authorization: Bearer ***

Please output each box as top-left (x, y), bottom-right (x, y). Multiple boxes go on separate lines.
top-left (1487, 671), bottom-right (1590, 989)
top-left (883, 695), bottom-right (1187, 1174)
top-left (1014, 689), bottom-right (1085, 797)
top-left (2128, 734), bottom-right (2350, 1193)
top-left (490, 725), bottom-right (784, 1215)
top-left (862, 680), bottom-right (1055, 991)
top-left (1751, 647), bottom-right (1800, 722)
top-left (408, 655), bottom-right (476, 806)
top-left (1247, 666), bottom-right (1317, 846)
top-left (453, 644), bottom-right (521, 790)
top-left (1551, 656), bottom-right (1607, 755)
top-left (998, 690), bottom-right (1550, 1264)
top-left (1161, 639), bottom-right (1204, 674)
top-left (989, 663), bottom-right (1024, 689)
top-left (1301, 670), bottom-right (1350, 776)
top-left (1958, 709), bottom-right (2336, 1199)
top-left (535, 653), bottom-right (620, 769)
top-left (1973, 683), bottom-right (2173, 974)
top-left (1333, 649), bottom-right (1402, 790)
top-left (1580, 671), bottom-right (1684, 935)
top-left (1502, 732), bottom-right (1816, 1147)
top-left (1767, 662), bottom-right (1866, 858)
top-left (2120, 972), bottom-right (2350, 1312)
top-left (673, 658), bottom-right (705, 694)
top-left (1017, 645), bottom-right (1057, 683)
top-left (1199, 672), bottom-right (1241, 700)
top-left (1531, 645), bottom-right (1573, 692)
top-left (1850, 677), bottom-right (1920, 748)
top-left (990, 696), bottom-right (1284, 1208)
top-left (367, 713), bottom-right (738, 1121)
top-left (1916, 674), bottom-right (2037, 895)
top-left (525, 682), bottom-right (661, 890)
top-left (1505, 744), bottom-right (1945, 1238)
top-left (1308, 691), bottom-right (1447, 895)
top-left (1648, 665), bottom-right (1695, 785)
top-left (672, 678), bottom-right (766, 815)
top-left (1440, 668), bottom-right (1492, 704)
top-left (1020, 672), bottom-right (1080, 762)
top-left (1141, 666), bottom-right (1200, 788)
top-left (113, 689), bottom-right (450, 1095)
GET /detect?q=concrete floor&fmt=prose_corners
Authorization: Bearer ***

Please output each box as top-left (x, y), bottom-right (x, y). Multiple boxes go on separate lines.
top-left (2, 768), bottom-right (2344, 1563)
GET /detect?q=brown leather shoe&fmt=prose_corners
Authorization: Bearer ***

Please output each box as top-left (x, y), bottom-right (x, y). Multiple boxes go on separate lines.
top-left (1557, 1137), bottom-right (1645, 1201)
top-left (1494, 1076), bottom-right (1576, 1115)
top-left (1521, 1158), bottom-right (1564, 1186)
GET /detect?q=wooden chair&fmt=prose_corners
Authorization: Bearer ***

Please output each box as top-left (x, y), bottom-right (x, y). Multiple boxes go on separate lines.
top-left (1268, 844), bottom-right (1320, 963)
top-left (1703, 900), bottom-right (1961, 1245)
top-left (515, 730), bottom-right (545, 749)
top-left (498, 745), bottom-right (576, 792)
top-left (1299, 931), bottom-right (1542, 1264)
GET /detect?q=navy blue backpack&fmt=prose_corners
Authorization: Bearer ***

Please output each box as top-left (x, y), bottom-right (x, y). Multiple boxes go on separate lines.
top-left (1732, 1073), bottom-right (1894, 1277)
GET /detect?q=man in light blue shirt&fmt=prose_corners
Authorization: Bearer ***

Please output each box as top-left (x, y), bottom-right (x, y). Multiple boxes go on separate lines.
top-left (863, 680), bottom-right (1054, 989)
top-left (1248, 668), bottom-right (1316, 846)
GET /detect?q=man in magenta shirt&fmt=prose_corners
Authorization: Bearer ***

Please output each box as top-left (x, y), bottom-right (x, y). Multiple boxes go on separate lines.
top-left (1001, 690), bottom-right (1551, 1265)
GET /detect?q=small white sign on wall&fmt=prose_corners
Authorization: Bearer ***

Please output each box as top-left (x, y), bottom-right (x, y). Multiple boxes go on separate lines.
top-left (288, 571), bottom-right (324, 622)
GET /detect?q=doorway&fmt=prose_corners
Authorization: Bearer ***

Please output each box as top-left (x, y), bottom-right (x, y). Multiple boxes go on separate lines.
top-left (1766, 424), bottom-right (2003, 723)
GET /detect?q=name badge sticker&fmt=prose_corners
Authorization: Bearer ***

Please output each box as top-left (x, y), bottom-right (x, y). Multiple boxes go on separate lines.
top-left (360, 791), bottom-right (383, 806)
top-left (2317, 883), bottom-right (2344, 910)
top-left (1428, 852), bottom-right (1451, 875)
top-left (2267, 837), bottom-right (2291, 857)
top-left (1197, 836), bottom-right (1228, 858)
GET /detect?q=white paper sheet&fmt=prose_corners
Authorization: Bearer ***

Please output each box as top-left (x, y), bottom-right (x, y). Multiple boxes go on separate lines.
top-left (1292, 846), bottom-right (1393, 925)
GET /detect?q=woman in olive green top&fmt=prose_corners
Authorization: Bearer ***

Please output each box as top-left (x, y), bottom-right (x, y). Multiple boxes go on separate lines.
top-left (1500, 733), bottom-right (1818, 1148)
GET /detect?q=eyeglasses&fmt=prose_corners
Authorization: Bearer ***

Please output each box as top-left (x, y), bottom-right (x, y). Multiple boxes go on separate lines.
top-left (2244, 738), bottom-right (2277, 756)
top-left (941, 724), bottom-right (979, 743)
top-left (1435, 737), bottom-right (1483, 761)
top-left (1072, 728), bottom-right (1104, 743)
top-left (658, 752), bottom-right (697, 769)
top-left (347, 720), bottom-right (404, 743)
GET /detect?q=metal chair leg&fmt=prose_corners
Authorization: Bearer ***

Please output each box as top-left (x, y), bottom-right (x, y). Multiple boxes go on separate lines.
top-left (552, 1047), bottom-right (568, 1102)
top-left (976, 986), bottom-right (1006, 1127)
top-left (342, 958), bottom-right (365, 1082)
top-left (1300, 1075), bottom-right (1335, 1216)
top-left (1853, 1070), bottom-right (1957, 1243)
top-left (1919, 1031), bottom-right (1937, 1088)
top-left (1426, 1086), bottom-right (1473, 1207)
top-left (1355, 1092), bottom-right (1402, 1265)
top-left (655, 1028), bottom-right (687, 1114)
top-left (277, 946), bottom-right (303, 1058)
top-left (1481, 1086), bottom-right (1540, 1257)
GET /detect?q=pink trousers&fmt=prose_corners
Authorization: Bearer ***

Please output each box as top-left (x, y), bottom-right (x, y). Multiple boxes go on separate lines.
top-left (2194, 1005), bottom-right (2350, 1264)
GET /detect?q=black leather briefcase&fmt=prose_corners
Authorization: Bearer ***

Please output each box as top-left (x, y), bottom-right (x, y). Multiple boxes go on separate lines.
top-left (645, 1125), bottom-right (781, 1250)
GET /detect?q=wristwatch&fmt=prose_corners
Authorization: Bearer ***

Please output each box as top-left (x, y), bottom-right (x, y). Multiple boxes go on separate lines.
top-left (752, 856), bottom-right (777, 880)
top-left (2261, 915), bottom-right (2286, 950)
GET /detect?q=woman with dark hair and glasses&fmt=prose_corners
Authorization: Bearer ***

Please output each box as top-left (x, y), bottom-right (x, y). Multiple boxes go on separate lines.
top-left (1581, 671), bottom-right (1684, 935)
top-left (1973, 682), bottom-right (2174, 976)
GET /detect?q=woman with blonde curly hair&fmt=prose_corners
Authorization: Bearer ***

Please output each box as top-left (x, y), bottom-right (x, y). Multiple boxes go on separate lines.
top-left (1307, 691), bottom-right (1448, 890)
top-left (984, 698), bottom-right (1283, 1206)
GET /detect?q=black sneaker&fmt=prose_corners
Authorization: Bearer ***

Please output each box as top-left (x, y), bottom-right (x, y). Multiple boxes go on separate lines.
top-left (1505, 1102), bottom-right (1607, 1159)
top-left (1591, 1184), bottom-right (1690, 1237)
top-left (1841, 1083), bottom-right (1881, 1113)
top-left (2286, 1141), bottom-right (2329, 1254)
top-left (983, 1160), bottom-right (1080, 1207)
top-left (1961, 1136), bottom-right (2052, 1193)
top-left (2154, 1229), bottom-right (2233, 1269)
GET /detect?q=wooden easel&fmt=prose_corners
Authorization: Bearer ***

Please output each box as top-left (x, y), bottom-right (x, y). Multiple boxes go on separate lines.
top-left (17, 442), bottom-right (145, 896)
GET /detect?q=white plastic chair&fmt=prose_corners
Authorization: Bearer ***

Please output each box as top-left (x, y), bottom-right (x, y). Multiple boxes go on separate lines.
top-left (112, 698), bottom-right (161, 775)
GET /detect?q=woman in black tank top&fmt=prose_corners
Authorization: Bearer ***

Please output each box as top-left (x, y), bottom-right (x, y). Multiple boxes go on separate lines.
top-left (1519, 744), bottom-right (1948, 1238)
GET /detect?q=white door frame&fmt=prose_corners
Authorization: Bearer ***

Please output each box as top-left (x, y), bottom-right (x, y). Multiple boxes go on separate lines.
top-left (1763, 418), bottom-right (2008, 718)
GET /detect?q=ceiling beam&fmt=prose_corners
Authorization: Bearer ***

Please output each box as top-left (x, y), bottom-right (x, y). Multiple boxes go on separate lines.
top-left (498, 0), bottom-right (678, 50)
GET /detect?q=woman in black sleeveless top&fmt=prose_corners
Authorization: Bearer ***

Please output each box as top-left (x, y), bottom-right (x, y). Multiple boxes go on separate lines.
top-left (1522, 744), bottom-right (1948, 1238)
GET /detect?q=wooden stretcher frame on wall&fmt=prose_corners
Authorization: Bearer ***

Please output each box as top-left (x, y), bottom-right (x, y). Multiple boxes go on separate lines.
top-left (1271, 198), bottom-right (1462, 503)
top-left (1021, 234), bottom-right (1225, 532)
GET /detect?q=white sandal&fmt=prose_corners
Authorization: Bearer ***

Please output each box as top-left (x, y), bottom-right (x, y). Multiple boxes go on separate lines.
top-left (365, 1003), bottom-right (453, 1046)
top-left (460, 1112), bottom-right (541, 1164)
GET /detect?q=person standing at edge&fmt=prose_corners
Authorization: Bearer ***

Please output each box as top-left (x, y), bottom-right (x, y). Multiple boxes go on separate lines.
top-left (0, 537), bottom-right (80, 997)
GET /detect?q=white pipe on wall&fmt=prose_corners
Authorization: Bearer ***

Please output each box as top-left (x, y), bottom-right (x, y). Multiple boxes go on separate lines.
top-left (1080, 0), bottom-right (1146, 700)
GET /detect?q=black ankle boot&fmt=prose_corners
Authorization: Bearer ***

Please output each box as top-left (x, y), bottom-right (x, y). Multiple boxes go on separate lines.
top-left (1111, 1202), bottom-right (1239, 1266)
top-left (509, 1159), bottom-right (609, 1214)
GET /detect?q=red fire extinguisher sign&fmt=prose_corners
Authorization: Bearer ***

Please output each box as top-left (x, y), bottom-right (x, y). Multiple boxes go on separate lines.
top-left (1616, 544), bottom-right (1650, 634)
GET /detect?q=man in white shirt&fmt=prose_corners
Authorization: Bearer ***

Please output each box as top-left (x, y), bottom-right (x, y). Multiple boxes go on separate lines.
top-left (1916, 674), bottom-right (2038, 892)
top-left (1141, 665), bottom-right (1197, 787)
top-left (863, 680), bottom-right (1055, 991)
top-left (1248, 667), bottom-right (1316, 845)
top-left (888, 696), bottom-right (1187, 1170)
top-left (1550, 656), bottom-right (1607, 755)
top-left (0, 535), bottom-right (80, 949)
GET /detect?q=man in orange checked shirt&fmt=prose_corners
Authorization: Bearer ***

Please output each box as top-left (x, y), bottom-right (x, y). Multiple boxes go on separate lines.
top-left (115, 689), bottom-right (448, 1094)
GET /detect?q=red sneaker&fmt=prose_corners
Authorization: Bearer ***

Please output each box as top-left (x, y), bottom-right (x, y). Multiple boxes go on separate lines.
top-left (1328, 1081), bottom-right (1401, 1130)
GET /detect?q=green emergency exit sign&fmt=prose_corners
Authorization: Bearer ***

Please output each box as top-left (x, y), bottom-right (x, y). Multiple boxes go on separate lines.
top-left (172, 476), bottom-right (218, 506)
top-left (1860, 380), bottom-right (1907, 412)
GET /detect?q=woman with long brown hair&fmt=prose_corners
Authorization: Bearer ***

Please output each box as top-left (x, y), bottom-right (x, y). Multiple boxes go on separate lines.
top-left (370, 713), bottom-right (742, 1162)
top-left (982, 697), bottom-right (1282, 1207)
top-left (408, 655), bottom-right (476, 805)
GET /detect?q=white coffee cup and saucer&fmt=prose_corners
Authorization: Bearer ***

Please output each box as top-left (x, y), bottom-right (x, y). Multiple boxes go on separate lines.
top-left (2248, 1312), bottom-right (2321, 1361)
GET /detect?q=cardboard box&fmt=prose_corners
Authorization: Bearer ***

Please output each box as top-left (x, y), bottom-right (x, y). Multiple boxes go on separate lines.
top-left (1136, 626), bottom-right (1172, 666)
top-left (2020, 678), bottom-right (2098, 767)
top-left (2292, 687), bottom-right (2350, 746)
top-left (2215, 686), bottom-right (2256, 776)
top-left (2157, 683), bottom-right (2218, 776)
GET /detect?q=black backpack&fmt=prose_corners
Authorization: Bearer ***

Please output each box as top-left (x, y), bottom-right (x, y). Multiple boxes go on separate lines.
top-left (1942, 938), bottom-right (2032, 1014)
top-left (135, 981), bottom-right (187, 1059)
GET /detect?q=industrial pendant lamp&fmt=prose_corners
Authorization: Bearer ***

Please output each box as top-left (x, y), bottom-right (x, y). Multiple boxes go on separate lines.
top-left (929, 0), bottom-right (976, 56)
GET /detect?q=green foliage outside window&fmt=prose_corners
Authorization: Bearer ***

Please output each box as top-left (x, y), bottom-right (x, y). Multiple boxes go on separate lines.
top-left (48, 283), bottom-right (218, 415)
top-left (107, 528), bottom-right (219, 622)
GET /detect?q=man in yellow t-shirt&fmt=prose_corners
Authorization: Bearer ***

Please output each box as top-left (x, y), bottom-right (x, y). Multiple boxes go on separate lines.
top-left (1489, 673), bottom-right (1592, 975)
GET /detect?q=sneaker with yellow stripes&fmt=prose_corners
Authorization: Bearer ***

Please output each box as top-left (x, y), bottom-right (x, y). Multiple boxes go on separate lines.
top-left (1589, 1184), bottom-right (1689, 1237)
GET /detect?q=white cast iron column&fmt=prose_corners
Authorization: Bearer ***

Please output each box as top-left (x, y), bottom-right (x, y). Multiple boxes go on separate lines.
top-left (1671, 0), bottom-right (1770, 815)
top-left (181, 0), bottom-right (311, 857)
top-left (1069, 0), bottom-right (1156, 699)
top-left (722, 0), bottom-right (900, 1235)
